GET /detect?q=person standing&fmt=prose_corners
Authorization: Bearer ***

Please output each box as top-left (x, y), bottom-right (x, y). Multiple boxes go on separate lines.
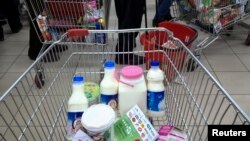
top-left (0, 0), bottom-right (23, 41)
top-left (152, 0), bottom-right (173, 27)
top-left (114, 0), bottom-right (145, 65)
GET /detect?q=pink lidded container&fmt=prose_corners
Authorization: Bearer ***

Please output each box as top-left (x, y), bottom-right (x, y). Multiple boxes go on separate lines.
top-left (118, 66), bottom-right (147, 116)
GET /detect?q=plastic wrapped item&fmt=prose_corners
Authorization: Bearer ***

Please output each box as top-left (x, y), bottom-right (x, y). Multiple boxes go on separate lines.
top-left (157, 125), bottom-right (188, 141)
top-left (84, 82), bottom-right (100, 106)
top-left (114, 105), bottom-right (158, 141)
top-left (199, 9), bottom-right (222, 25)
top-left (72, 129), bottom-right (94, 141)
top-left (220, 9), bottom-right (233, 26)
top-left (83, 0), bottom-right (99, 23)
top-left (36, 15), bottom-right (52, 41)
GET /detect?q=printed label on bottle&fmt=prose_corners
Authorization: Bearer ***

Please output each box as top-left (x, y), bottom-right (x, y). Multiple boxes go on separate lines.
top-left (95, 33), bottom-right (106, 44)
top-left (100, 94), bottom-right (118, 109)
top-left (67, 112), bottom-right (83, 139)
top-left (147, 91), bottom-right (165, 112)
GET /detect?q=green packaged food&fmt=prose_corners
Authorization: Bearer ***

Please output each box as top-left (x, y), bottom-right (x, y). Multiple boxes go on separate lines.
top-left (84, 82), bottom-right (100, 106)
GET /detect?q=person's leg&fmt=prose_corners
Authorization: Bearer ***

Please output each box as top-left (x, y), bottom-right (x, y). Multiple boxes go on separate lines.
top-left (153, 0), bottom-right (172, 26)
top-left (4, 0), bottom-right (23, 33)
top-left (114, 0), bottom-right (145, 64)
top-left (28, 20), bottom-right (43, 60)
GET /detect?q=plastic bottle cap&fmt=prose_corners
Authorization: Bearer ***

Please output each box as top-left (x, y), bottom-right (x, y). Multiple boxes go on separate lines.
top-left (105, 61), bottom-right (115, 68)
top-left (151, 61), bottom-right (160, 67)
top-left (73, 75), bottom-right (84, 82)
top-left (120, 66), bottom-right (143, 79)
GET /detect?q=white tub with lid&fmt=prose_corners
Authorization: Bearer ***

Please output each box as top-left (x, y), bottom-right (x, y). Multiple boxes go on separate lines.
top-left (118, 66), bottom-right (147, 116)
top-left (81, 104), bottom-right (116, 140)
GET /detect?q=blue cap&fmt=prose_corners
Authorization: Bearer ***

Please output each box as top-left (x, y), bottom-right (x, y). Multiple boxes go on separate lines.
top-left (150, 61), bottom-right (160, 67)
top-left (73, 75), bottom-right (84, 82)
top-left (105, 61), bottom-right (115, 68)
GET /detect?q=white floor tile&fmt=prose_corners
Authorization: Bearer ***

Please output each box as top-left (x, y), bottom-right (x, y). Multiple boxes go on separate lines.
top-left (205, 54), bottom-right (248, 71)
top-left (8, 56), bottom-right (34, 73)
top-left (0, 42), bottom-right (28, 55)
top-left (237, 53), bottom-right (250, 71)
top-left (215, 72), bottom-right (250, 95)
top-left (226, 40), bottom-right (250, 53)
top-left (231, 95), bottom-right (250, 117)
top-left (0, 56), bottom-right (17, 72)
top-left (202, 38), bottom-right (234, 54)
top-left (0, 72), bottom-right (23, 96)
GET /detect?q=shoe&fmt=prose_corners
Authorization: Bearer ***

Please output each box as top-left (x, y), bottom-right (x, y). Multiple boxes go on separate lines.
top-left (152, 16), bottom-right (172, 27)
top-left (115, 54), bottom-right (145, 65)
top-left (11, 24), bottom-right (23, 33)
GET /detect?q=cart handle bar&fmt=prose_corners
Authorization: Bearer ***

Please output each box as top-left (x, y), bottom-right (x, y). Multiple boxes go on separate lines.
top-left (68, 29), bottom-right (89, 37)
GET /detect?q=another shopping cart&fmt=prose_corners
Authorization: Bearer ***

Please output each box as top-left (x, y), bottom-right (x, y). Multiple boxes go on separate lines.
top-left (154, 0), bottom-right (250, 55)
top-left (1, 28), bottom-right (249, 141)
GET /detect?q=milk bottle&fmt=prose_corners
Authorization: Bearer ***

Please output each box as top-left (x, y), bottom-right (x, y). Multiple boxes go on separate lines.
top-left (118, 66), bottom-right (147, 116)
top-left (66, 75), bottom-right (88, 140)
top-left (147, 61), bottom-right (165, 117)
top-left (100, 61), bottom-right (119, 109)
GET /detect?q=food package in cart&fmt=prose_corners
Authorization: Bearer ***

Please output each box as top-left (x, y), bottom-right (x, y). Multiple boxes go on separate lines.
top-left (114, 105), bottom-right (158, 141)
top-left (157, 125), bottom-right (188, 141)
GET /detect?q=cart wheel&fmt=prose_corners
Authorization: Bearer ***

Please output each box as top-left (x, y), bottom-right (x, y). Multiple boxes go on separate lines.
top-left (186, 58), bottom-right (198, 72)
top-left (35, 71), bottom-right (45, 89)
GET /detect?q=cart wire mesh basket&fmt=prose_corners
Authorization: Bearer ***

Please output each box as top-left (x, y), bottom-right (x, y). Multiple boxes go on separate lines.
top-left (0, 28), bottom-right (249, 141)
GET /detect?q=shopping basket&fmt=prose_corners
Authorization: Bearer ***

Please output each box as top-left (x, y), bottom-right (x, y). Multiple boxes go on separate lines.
top-left (1, 28), bottom-right (249, 141)
top-left (140, 21), bottom-right (198, 82)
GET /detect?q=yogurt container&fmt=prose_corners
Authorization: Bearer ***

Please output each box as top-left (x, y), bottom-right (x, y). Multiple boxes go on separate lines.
top-left (84, 82), bottom-right (100, 106)
top-left (81, 104), bottom-right (116, 140)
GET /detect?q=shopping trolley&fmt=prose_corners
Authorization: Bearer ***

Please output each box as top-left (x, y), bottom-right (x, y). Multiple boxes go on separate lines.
top-left (140, 21), bottom-right (198, 82)
top-left (1, 28), bottom-right (249, 141)
top-left (155, 0), bottom-right (250, 53)
top-left (24, 0), bottom-right (106, 43)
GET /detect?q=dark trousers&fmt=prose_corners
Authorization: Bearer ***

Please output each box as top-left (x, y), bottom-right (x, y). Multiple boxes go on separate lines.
top-left (114, 0), bottom-right (145, 53)
top-left (28, 20), bottom-right (43, 60)
top-left (0, 0), bottom-right (22, 31)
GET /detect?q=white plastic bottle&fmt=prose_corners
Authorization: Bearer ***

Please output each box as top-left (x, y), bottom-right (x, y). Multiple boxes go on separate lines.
top-left (100, 61), bottom-right (119, 109)
top-left (147, 61), bottom-right (166, 117)
top-left (66, 75), bottom-right (88, 140)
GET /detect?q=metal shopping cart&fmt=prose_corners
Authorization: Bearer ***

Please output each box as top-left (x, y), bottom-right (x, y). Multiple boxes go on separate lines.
top-left (23, 0), bottom-right (109, 88)
top-left (24, 0), bottom-right (106, 43)
top-left (154, 0), bottom-right (250, 56)
top-left (1, 28), bottom-right (249, 141)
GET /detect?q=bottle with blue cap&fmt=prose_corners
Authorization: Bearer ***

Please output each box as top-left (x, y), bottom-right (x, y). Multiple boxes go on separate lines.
top-left (95, 21), bottom-right (106, 44)
top-left (147, 61), bottom-right (165, 117)
top-left (100, 61), bottom-right (118, 110)
top-left (67, 75), bottom-right (88, 140)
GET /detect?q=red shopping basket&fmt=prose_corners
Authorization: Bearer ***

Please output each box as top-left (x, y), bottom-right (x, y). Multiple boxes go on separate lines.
top-left (140, 21), bottom-right (198, 82)
top-left (46, 0), bottom-right (85, 17)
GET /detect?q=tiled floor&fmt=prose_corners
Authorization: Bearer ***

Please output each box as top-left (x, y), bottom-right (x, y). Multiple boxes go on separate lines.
top-left (0, 0), bottom-right (250, 138)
